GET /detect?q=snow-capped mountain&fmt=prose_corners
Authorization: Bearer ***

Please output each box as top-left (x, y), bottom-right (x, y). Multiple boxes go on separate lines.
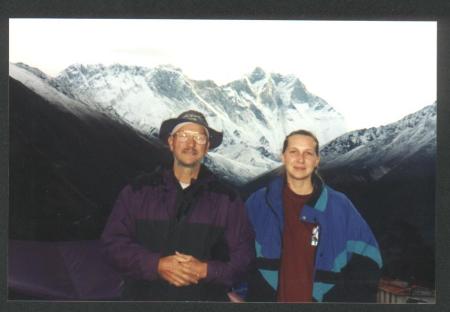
top-left (10, 63), bottom-right (101, 118)
top-left (320, 102), bottom-right (436, 181)
top-left (43, 63), bottom-right (346, 181)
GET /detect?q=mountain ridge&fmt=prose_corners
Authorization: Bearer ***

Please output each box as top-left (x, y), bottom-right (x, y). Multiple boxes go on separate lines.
top-left (10, 62), bottom-right (347, 183)
top-left (320, 103), bottom-right (436, 182)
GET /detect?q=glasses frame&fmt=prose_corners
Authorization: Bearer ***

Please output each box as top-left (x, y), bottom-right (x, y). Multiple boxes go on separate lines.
top-left (173, 130), bottom-right (208, 145)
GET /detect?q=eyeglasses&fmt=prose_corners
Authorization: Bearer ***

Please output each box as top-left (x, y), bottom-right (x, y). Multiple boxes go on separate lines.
top-left (173, 131), bottom-right (208, 145)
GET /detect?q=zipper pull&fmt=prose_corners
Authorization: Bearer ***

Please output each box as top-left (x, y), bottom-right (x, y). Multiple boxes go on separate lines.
top-left (311, 225), bottom-right (319, 246)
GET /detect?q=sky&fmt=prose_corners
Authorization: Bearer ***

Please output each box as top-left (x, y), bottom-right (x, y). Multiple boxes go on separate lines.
top-left (9, 19), bottom-right (436, 131)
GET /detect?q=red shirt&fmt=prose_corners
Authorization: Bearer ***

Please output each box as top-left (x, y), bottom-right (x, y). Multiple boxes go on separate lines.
top-left (277, 184), bottom-right (317, 302)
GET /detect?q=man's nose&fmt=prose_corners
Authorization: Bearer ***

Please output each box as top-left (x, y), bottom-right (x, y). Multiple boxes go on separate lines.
top-left (186, 135), bottom-right (196, 146)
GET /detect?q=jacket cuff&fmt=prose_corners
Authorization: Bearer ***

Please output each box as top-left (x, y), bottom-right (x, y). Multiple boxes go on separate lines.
top-left (204, 260), bottom-right (225, 284)
top-left (141, 253), bottom-right (162, 281)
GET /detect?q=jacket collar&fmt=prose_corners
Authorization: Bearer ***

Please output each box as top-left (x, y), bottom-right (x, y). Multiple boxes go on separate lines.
top-left (266, 172), bottom-right (328, 214)
top-left (308, 173), bottom-right (327, 212)
top-left (265, 175), bottom-right (285, 221)
top-left (162, 164), bottom-right (216, 191)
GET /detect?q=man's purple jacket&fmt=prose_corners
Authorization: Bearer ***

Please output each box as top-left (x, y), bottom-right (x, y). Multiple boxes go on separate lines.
top-left (101, 166), bottom-right (255, 301)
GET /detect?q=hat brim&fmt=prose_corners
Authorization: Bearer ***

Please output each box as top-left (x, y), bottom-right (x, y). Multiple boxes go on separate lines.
top-left (159, 118), bottom-right (223, 149)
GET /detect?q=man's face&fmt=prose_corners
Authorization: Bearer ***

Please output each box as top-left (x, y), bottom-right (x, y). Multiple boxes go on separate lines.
top-left (282, 134), bottom-right (320, 182)
top-left (168, 123), bottom-right (209, 169)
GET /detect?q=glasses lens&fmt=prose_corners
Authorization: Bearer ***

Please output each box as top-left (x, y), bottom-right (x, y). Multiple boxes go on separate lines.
top-left (175, 132), bottom-right (207, 144)
top-left (194, 134), bottom-right (207, 144)
top-left (176, 132), bottom-right (188, 142)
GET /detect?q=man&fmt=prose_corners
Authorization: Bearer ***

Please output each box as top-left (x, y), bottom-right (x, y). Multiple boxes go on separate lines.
top-left (101, 110), bottom-right (255, 301)
top-left (245, 129), bottom-right (382, 302)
